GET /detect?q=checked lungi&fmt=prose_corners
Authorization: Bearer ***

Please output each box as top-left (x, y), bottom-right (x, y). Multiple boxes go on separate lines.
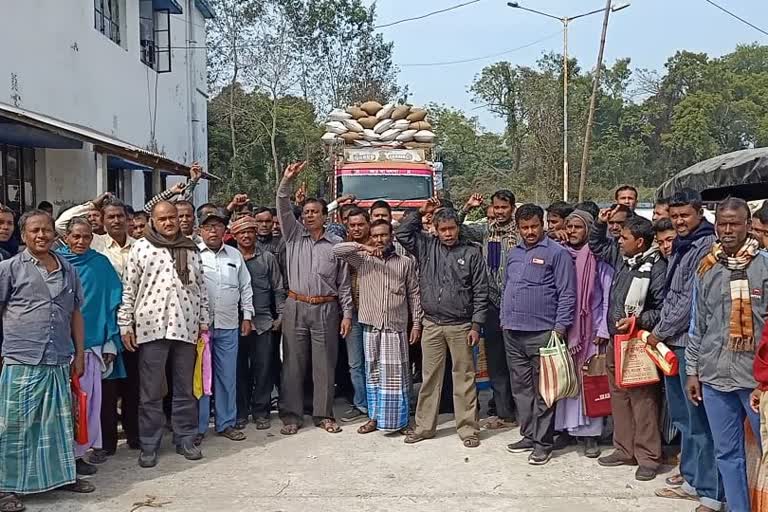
top-left (0, 364), bottom-right (76, 494)
top-left (363, 325), bottom-right (410, 431)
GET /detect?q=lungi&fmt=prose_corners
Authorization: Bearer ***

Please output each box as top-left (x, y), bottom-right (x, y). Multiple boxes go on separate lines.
top-left (0, 364), bottom-right (76, 493)
top-left (363, 325), bottom-right (410, 431)
top-left (75, 352), bottom-right (103, 458)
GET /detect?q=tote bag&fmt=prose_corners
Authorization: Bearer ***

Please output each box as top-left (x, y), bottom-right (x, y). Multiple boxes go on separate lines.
top-left (539, 331), bottom-right (579, 408)
top-left (613, 317), bottom-right (660, 388)
top-left (71, 373), bottom-right (89, 445)
top-left (582, 353), bottom-right (611, 418)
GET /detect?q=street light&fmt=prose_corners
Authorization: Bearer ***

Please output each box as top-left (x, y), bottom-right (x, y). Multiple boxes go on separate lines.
top-left (507, 1), bottom-right (630, 201)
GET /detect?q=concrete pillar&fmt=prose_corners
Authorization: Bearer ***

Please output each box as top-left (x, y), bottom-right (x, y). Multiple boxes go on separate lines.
top-left (95, 152), bottom-right (108, 194)
top-left (152, 168), bottom-right (162, 196)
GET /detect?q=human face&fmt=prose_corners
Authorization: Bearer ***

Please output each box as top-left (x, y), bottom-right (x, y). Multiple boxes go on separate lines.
top-left (235, 227), bottom-right (256, 251)
top-left (435, 219), bottom-right (459, 246)
top-left (669, 204), bottom-right (703, 238)
top-left (0, 212), bottom-right (15, 242)
top-left (370, 207), bottom-right (392, 224)
top-left (151, 203), bottom-right (180, 238)
top-left (132, 215), bottom-right (147, 239)
top-left (656, 230), bottom-right (676, 258)
top-left (347, 214), bottom-right (370, 242)
top-left (616, 189), bottom-right (638, 209)
top-left (492, 197), bottom-right (514, 224)
top-left (65, 222), bottom-right (93, 255)
top-left (201, 219), bottom-right (225, 250)
top-left (618, 227), bottom-right (644, 258)
top-left (272, 217), bottom-right (281, 236)
top-left (302, 201), bottom-right (325, 231)
top-left (566, 217), bottom-right (588, 247)
top-left (177, 204), bottom-right (195, 236)
top-left (653, 204), bottom-right (669, 221)
top-left (753, 218), bottom-right (768, 249)
top-left (22, 214), bottom-right (55, 255)
top-left (716, 207), bottom-right (750, 255)
top-left (254, 211), bottom-right (274, 237)
top-left (87, 208), bottom-right (103, 233)
top-left (102, 205), bottom-right (128, 239)
top-left (547, 213), bottom-right (565, 232)
top-left (370, 223), bottom-right (392, 251)
top-left (608, 211), bottom-right (628, 238)
top-left (519, 215), bottom-right (545, 247)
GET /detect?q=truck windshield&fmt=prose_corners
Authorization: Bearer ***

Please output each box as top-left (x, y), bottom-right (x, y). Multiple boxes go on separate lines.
top-left (338, 175), bottom-right (433, 201)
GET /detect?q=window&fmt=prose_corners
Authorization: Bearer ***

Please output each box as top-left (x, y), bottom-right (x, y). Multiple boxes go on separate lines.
top-left (140, 1), bottom-right (172, 73)
top-left (107, 168), bottom-right (125, 198)
top-left (94, 0), bottom-right (121, 45)
top-left (0, 145), bottom-right (35, 215)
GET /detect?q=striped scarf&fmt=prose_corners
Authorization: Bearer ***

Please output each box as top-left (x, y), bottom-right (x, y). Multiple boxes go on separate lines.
top-left (485, 219), bottom-right (517, 307)
top-left (623, 246), bottom-right (660, 317)
top-left (698, 236), bottom-right (760, 352)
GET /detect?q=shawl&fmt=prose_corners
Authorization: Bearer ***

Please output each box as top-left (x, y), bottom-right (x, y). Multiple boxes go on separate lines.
top-left (564, 211), bottom-right (596, 362)
top-left (144, 226), bottom-right (198, 285)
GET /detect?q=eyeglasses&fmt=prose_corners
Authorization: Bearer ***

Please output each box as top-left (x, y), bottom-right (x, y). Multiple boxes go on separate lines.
top-left (200, 224), bottom-right (224, 232)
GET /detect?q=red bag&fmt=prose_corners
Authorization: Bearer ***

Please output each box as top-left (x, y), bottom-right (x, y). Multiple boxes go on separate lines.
top-left (614, 316), bottom-right (660, 388)
top-left (582, 354), bottom-right (611, 418)
top-left (71, 374), bottom-right (88, 445)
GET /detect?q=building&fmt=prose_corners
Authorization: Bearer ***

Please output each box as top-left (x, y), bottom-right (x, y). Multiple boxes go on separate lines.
top-left (0, 0), bottom-right (214, 215)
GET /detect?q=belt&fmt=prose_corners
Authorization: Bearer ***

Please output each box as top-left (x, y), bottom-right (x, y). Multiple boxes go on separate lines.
top-left (288, 290), bottom-right (337, 305)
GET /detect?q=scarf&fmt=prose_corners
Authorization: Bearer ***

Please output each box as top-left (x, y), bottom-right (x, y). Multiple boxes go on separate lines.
top-left (486, 219), bottom-right (517, 272)
top-left (564, 211), bottom-right (596, 363)
top-left (698, 236), bottom-right (760, 352)
top-left (230, 215), bottom-right (257, 235)
top-left (624, 246), bottom-right (660, 318)
top-left (665, 220), bottom-right (714, 290)
top-left (143, 226), bottom-right (198, 285)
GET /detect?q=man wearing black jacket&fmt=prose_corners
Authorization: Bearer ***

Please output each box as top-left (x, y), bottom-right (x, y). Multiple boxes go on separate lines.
top-left (589, 208), bottom-right (667, 482)
top-left (396, 199), bottom-right (489, 448)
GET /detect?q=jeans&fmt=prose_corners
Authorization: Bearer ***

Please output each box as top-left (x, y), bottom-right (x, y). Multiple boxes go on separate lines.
top-left (665, 348), bottom-right (723, 509)
top-left (198, 328), bottom-right (239, 434)
top-left (346, 315), bottom-right (368, 413)
top-left (702, 385), bottom-right (761, 512)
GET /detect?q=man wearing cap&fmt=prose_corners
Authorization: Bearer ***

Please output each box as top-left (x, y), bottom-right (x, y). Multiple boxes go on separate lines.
top-left (195, 209), bottom-right (254, 444)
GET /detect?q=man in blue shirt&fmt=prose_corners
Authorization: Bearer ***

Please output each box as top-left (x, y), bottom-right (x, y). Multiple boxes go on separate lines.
top-left (502, 204), bottom-right (576, 466)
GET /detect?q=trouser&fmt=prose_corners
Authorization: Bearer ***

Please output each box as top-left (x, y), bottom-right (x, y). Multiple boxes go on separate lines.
top-left (346, 314), bottom-right (368, 413)
top-left (703, 385), bottom-right (761, 512)
top-left (271, 330), bottom-right (282, 394)
top-left (237, 330), bottom-right (273, 420)
top-left (138, 339), bottom-right (197, 451)
top-left (485, 304), bottom-right (514, 419)
top-left (665, 348), bottom-right (723, 510)
top-left (414, 320), bottom-right (479, 440)
top-left (504, 330), bottom-right (554, 450)
top-left (101, 349), bottom-right (140, 453)
top-left (279, 298), bottom-right (341, 425)
top-left (75, 353), bottom-right (103, 458)
top-left (198, 328), bottom-right (239, 434)
top-left (606, 339), bottom-right (662, 469)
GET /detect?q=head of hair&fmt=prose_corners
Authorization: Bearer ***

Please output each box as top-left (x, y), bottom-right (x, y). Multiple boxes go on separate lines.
top-left (253, 206), bottom-right (272, 217)
top-left (345, 206), bottom-right (369, 223)
top-left (0, 204), bottom-right (14, 216)
top-left (655, 197), bottom-right (670, 207)
top-left (491, 189), bottom-right (516, 206)
top-left (291, 204), bottom-right (302, 219)
top-left (716, 197), bottom-right (751, 219)
top-left (66, 216), bottom-right (93, 235)
top-left (150, 200), bottom-right (177, 216)
top-left (196, 202), bottom-right (217, 216)
top-left (303, 197), bottom-right (328, 216)
top-left (669, 188), bottom-right (703, 210)
top-left (440, 199), bottom-right (455, 210)
top-left (370, 200), bottom-right (392, 214)
top-left (515, 203), bottom-right (545, 224)
top-left (269, 207), bottom-right (277, 217)
top-left (609, 203), bottom-right (634, 217)
top-left (545, 201), bottom-right (573, 219)
top-left (37, 201), bottom-right (53, 210)
top-left (432, 207), bottom-right (460, 227)
top-left (615, 185), bottom-right (638, 200)
top-left (175, 199), bottom-right (195, 211)
top-left (102, 197), bottom-right (128, 215)
top-left (339, 203), bottom-right (357, 218)
top-left (653, 217), bottom-right (674, 233)
top-left (574, 201), bottom-right (599, 219)
top-left (19, 209), bottom-right (53, 233)
top-left (754, 203), bottom-right (768, 224)
top-left (370, 219), bottom-right (393, 234)
top-left (624, 216), bottom-right (655, 248)
top-left (125, 205), bottom-right (135, 216)
top-left (133, 211), bottom-right (148, 221)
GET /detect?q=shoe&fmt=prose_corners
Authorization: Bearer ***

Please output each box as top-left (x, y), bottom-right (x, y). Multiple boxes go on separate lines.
top-left (506, 438), bottom-right (535, 454)
top-left (138, 450), bottom-right (158, 468)
top-left (553, 432), bottom-right (573, 451)
top-left (528, 448), bottom-right (552, 466)
top-left (176, 442), bottom-right (203, 461)
top-left (193, 433), bottom-right (205, 447)
top-left (89, 449), bottom-right (109, 464)
top-left (75, 459), bottom-right (97, 476)
top-left (340, 407), bottom-right (365, 423)
top-left (584, 437), bottom-right (601, 459)
top-left (598, 451), bottom-right (636, 467)
top-left (635, 466), bottom-right (658, 481)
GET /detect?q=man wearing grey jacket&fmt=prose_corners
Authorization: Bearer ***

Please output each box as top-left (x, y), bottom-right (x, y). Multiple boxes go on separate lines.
top-left (647, 189), bottom-right (723, 511)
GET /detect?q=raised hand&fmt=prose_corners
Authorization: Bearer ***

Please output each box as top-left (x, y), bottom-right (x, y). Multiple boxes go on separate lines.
top-left (419, 197), bottom-right (441, 215)
top-left (598, 205), bottom-right (619, 224)
top-left (283, 161), bottom-right (307, 180)
top-left (189, 162), bottom-right (203, 182)
top-left (464, 193), bottom-right (484, 211)
top-left (295, 182), bottom-right (307, 204)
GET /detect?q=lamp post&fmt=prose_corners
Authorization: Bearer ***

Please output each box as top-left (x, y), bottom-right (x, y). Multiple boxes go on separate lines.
top-left (507, 1), bottom-right (630, 201)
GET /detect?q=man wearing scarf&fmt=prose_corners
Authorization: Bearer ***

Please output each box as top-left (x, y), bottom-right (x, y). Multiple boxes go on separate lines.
top-left (554, 210), bottom-right (612, 458)
top-left (687, 198), bottom-right (768, 512)
top-left (118, 201), bottom-right (210, 468)
top-left (647, 189), bottom-right (722, 511)
top-left (589, 209), bottom-right (667, 482)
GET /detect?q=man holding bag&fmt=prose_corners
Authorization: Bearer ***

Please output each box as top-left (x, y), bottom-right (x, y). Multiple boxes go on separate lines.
top-left (502, 204), bottom-right (576, 466)
top-left (589, 208), bottom-right (667, 481)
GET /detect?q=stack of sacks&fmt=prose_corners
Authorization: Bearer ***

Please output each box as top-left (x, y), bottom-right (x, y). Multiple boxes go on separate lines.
top-left (321, 102), bottom-right (436, 146)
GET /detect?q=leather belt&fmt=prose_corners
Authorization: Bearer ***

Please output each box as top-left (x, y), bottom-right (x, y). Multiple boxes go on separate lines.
top-left (288, 290), bottom-right (337, 305)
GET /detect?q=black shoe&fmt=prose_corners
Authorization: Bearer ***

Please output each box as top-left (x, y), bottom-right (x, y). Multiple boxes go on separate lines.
top-left (635, 466), bottom-right (657, 481)
top-left (528, 448), bottom-right (552, 466)
top-left (506, 438), bottom-right (535, 454)
top-left (598, 451), bottom-right (636, 467)
top-left (193, 433), bottom-right (205, 447)
top-left (176, 442), bottom-right (203, 461)
top-left (553, 432), bottom-right (573, 451)
top-left (75, 459), bottom-right (97, 476)
top-left (340, 408), bottom-right (365, 423)
top-left (138, 450), bottom-right (158, 468)
top-left (584, 437), bottom-right (601, 459)
top-left (127, 440), bottom-right (141, 450)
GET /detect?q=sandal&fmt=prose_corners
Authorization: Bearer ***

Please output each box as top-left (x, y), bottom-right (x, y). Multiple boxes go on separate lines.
top-left (654, 487), bottom-right (698, 501)
top-left (483, 416), bottom-right (518, 430)
top-left (0, 494), bottom-right (24, 512)
top-left (398, 426), bottom-right (414, 436)
top-left (664, 473), bottom-right (684, 487)
top-left (218, 427), bottom-right (246, 441)
top-left (254, 418), bottom-right (271, 430)
top-left (318, 419), bottom-right (342, 434)
top-left (61, 478), bottom-right (96, 494)
top-left (280, 424), bottom-right (299, 436)
top-left (463, 436), bottom-right (481, 448)
top-left (357, 420), bottom-right (377, 434)
top-left (404, 433), bottom-right (432, 444)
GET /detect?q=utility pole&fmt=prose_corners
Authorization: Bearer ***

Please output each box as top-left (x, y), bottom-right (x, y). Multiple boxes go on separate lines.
top-left (577, 0), bottom-right (613, 202)
top-left (562, 19), bottom-right (569, 201)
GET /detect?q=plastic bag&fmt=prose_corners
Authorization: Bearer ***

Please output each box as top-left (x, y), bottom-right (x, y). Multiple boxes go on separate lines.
top-left (539, 331), bottom-right (579, 407)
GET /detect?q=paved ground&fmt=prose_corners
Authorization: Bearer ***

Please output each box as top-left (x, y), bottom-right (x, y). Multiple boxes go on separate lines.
top-left (23, 403), bottom-right (694, 512)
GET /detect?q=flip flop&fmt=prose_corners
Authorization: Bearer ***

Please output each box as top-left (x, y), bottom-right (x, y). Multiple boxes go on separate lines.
top-left (654, 487), bottom-right (698, 501)
top-left (318, 419), bottom-right (342, 434)
top-left (61, 478), bottom-right (96, 494)
top-left (483, 417), bottom-right (518, 430)
top-left (665, 473), bottom-right (684, 487)
top-left (463, 436), bottom-right (481, 448)
top-left (280, 424), bottom-right (299, 436)
top-left (218, 427), bottom-right (246, 441)
top-left (0, 494), bottom-right (25, 512)
top-left (357, 420), bottom-right (377, 434)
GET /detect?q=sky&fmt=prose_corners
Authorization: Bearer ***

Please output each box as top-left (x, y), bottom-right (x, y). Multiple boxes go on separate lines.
top-left (369, 0), bottom-right (768, 132)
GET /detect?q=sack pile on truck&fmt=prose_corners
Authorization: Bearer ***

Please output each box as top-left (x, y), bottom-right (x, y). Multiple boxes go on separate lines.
top-left (322, 102), bottom-right (436, 147)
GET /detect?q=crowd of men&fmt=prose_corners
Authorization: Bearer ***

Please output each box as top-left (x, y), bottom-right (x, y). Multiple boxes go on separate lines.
top-left (2, 163), bottom-right (768, 512)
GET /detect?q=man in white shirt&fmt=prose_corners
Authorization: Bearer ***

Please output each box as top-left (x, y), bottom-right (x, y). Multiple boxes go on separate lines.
top-left (196, 210), bottom-right (254, 444)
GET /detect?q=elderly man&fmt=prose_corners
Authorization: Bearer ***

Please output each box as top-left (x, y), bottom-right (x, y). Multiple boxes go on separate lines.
top-left (0, 210), bottom-right (94, 512)
top-left (119, 201), bottom-right (210, 468)
top-left (196, 209), bottom-right (254, 444)
top-left (276, 162), bottom-right (353, 436)
top-left (397, 199), bottom-right (489, 448)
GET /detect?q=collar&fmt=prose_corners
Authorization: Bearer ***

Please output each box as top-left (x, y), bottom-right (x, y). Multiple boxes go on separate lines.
top-left (102, 232), bottom-right (135, 249)
top-left (517, 235), bottom-right (549, 251)
top-left (302, 229), bottom-right (336, 243)
top-left (197, 241), bottom-right (229, 255)
top-left (23, 248), bottom-right (62, 272)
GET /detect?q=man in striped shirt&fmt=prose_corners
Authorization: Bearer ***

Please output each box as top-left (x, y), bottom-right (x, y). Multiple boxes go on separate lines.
top-left (333, 219), bottom-right (422, 434)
